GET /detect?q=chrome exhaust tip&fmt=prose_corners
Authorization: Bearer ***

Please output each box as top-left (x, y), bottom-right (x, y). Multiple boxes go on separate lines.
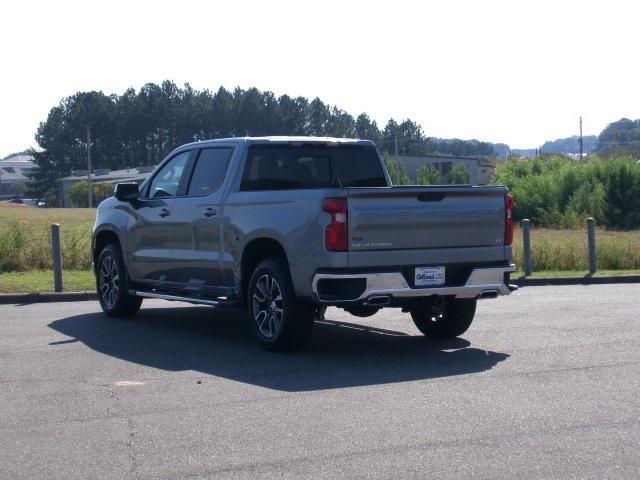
top-left (478, 290), bottom-right (499, 299)
top-left (364, 295), bottom-right (391, 306)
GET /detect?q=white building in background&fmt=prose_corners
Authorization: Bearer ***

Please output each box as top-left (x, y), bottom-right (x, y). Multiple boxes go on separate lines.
top-left (57, 166), bottom-right (155, 207)
top-left (0, 153), bottom-right (36, 195)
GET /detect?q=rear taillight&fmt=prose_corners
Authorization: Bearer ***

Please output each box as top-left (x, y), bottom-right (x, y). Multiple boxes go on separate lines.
top-left (323, 197), bottom-right (348, 252)
top-left (504, 193), bottom-right (515, 246)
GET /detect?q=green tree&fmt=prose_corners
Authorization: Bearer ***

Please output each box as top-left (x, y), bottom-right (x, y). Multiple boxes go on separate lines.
top-left (276, 95), bottom-right (308, 136)
top-left (449, 163), bottom-right (471, 184)
top-left (355, 113), bottom-right (381, 144)
top-left (30, 90), bottom-right (119, 196)
top-left (597, 118), bottom-right (640, 157)
top-left (382, 118), bottom-right (433, 156)
top-left (416, 164), bottom-right (440, 185)
top-left (68, 181), bottom-right (114, 207)
top-left (307, 97), bottom-right (330, 136)
top-left (325, 107), bottom-right (356, 138)
top-left (600, 156), bottom-right (640, 228)
top-left (432, 138), bottom-right (493, 156)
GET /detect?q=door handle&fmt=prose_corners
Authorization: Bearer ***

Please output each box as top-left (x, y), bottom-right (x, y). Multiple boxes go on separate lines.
top-left (202, 207), bottom-right (217, 217)
top-left (158, 208), bottom-right (170, 217)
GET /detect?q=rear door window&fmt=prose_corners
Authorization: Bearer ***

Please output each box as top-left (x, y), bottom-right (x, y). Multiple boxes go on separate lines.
top-left (241, 147), bottom-right (331, 190)
top-left (187, 148), bottom-right (234, 196)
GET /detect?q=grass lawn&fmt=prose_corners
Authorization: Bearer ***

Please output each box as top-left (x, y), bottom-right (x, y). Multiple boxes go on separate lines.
top-left (0, 270), bottom-right (95, 293)
top-left (1, 203), bottom-right (639, 292)
top-left (0, 204), bottom-right (96, 271)
top-left (0, 203), bottom-right (96, 225)
top-left (512, 226), bottom-right (640, 272)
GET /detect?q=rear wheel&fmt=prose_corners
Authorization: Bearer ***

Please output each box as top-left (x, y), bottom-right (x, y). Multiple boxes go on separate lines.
top-left (248, 258), bottom-right (316, 351)
top-left (410, 298), bottom-right (477, 339)
top-left (96, 244), bottom-right (142, 318)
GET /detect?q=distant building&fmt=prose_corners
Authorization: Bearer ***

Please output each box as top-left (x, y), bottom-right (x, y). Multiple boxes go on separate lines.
top-left (0, 153), bottom-right (37, 196)
top-left (387, 155), bottom-right (496, 185)
top-left (58, 166), bottom-right (155, 207)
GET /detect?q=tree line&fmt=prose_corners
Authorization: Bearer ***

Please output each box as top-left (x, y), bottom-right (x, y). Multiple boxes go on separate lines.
top-left (535, 118), bottom-right (640, 157)
top-left (28, 81), bottom-right (495, 197)
top-left (597, 118), bottom-right (640, 157)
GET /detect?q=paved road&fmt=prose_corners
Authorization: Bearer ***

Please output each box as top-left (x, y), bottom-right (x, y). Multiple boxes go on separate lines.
top-left (1, 284), bottom-right (639, 479)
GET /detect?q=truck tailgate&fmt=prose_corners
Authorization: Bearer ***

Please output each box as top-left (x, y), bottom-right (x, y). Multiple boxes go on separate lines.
top-left (347, 186), bottom-right (507, 252)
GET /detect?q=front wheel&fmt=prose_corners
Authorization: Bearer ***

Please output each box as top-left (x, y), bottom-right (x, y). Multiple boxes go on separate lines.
top-left (410, 298), bottom-right (477, 339)
top-left (96, 244), bottom-right (142, 318)
top-left (248, 258), bottom-right (316, 351)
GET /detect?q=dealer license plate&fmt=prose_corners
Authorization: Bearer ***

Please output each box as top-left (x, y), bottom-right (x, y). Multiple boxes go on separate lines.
top-left (415, 266), bottom-right (445, 287)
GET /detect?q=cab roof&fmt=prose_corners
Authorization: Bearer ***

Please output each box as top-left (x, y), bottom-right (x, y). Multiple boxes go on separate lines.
top-left (180, 136), bottom-right (375, 149)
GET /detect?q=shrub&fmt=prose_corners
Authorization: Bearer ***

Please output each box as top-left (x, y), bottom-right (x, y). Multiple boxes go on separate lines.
top-left (495, 155), bottom-right (640, 229)
top-left (449, 163), bottom-right (471, 184)
top-left (416, 164), bottom-right (440, 185)
top-left (383, 155), bottom-right (411, 185)
top-left (68, 181), bottom-right (114, 207)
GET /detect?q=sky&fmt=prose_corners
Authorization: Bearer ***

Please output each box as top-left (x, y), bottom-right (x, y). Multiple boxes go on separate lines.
top-left (1, 0), bottom-right (639, 158)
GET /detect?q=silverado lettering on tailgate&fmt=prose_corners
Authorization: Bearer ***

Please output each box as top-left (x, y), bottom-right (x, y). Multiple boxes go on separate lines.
top-left (354, 208), bottom-right (502, 225)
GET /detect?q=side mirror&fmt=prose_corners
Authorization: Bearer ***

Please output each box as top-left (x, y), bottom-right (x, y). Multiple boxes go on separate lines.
top-left (114, 182), bottom-right (139, 202)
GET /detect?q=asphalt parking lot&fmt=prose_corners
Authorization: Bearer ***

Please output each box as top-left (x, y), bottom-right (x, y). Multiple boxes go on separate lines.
top-left (1, 284), bottom-right (639, 479)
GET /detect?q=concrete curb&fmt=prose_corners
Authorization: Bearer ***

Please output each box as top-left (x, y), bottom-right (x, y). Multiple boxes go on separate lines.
top-left (1, 274), bottom-right (639, 304)
top-left (515, 275), bottom-right (640, 287)
top-left (0, 291), bottom-right (98, 304)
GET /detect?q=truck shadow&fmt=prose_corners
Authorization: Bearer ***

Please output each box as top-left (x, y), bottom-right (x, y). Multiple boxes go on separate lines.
top-left (48, 306), bottom-right (509, 392)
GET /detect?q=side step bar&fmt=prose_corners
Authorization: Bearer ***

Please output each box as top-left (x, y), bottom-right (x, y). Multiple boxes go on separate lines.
top-left (130, 290), bottom-right (241, 308)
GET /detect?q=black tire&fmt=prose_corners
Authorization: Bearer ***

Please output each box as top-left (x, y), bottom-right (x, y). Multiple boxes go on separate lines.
top-left (96, 243), bottom-right (142, 318)
top-left (410, 298), bottom-right (477, 339)
top-left (247, 258), bottom-right (316, 351)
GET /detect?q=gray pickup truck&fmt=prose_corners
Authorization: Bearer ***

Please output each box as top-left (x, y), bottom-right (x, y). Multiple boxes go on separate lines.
top-left (93, 136), bottom-right (517, 350)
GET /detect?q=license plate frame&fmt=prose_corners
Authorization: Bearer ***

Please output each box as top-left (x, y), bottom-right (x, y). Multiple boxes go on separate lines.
top-left (414, 266), bottom-right (446, 287)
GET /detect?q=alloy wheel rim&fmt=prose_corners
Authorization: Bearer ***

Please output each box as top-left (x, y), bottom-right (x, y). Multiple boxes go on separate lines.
top-left (252, 274), bottom-right (284, 338)
top-left (99, 256), bottom-right (119, 309)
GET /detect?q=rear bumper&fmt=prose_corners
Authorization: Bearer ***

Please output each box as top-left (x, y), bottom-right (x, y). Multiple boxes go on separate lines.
top-left (312, 264), bottom-right (517, 304)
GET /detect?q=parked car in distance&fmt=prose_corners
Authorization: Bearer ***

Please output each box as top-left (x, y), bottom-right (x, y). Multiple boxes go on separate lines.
top-left (6, 198), bottom-right (46, 207)
top-left (93, 137), bottom-right (517, 350)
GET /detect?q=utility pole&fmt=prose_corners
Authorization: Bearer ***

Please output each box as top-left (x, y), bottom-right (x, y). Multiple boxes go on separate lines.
top-left (579, 116), bottom-right (583, 161)
top-left (87, 127), bottom-right (92, 208)
top-left (394, 134), bottom-right (399, 157)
